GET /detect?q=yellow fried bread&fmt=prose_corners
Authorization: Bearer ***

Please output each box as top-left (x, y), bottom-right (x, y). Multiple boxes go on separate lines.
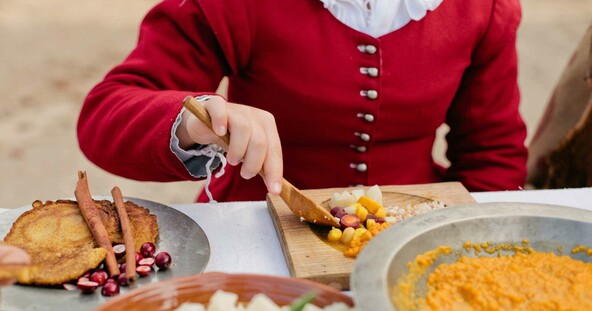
top-left (96, 200), bottom-right (159, 252)
top-left (3, 199), bottom-right (158, 286)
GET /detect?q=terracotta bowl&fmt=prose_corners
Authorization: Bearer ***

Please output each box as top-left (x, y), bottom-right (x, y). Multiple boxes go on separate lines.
top-left (95, 272), bottom-right (353, 311)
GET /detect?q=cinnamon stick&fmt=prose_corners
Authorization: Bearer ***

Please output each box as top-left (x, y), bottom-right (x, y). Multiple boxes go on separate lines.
top-left (74, 171), bottom-right (120, 277)
top-left (111, 186), bottom-right (136, 285)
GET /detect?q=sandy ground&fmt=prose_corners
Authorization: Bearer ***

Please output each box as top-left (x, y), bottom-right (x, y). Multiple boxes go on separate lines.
top-left (0, 0), bottom-right (591, 209)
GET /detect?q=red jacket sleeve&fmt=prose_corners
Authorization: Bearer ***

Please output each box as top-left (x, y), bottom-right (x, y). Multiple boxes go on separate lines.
top-left (444, 0), bottom-right (528, 191)
top-left (77, 0), bottom-right (233, 181)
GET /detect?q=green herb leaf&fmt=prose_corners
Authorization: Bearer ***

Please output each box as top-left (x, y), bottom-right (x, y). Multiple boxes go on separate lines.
top-left (290, 292), bottom-right (317, 311)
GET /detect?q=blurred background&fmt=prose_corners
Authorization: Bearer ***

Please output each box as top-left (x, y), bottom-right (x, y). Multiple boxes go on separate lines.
top-left (0, 0), bottom-right (590, 209)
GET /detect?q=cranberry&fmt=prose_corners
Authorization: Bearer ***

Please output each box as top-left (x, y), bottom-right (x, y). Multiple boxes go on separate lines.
top-left (119, 263), bottom-right (127, 274)
top-left (62, 283), bottom-right (78, 291)
top-left (117, 273), bottom-right (129, 287)
top-left (101, 281), bottom-right (120, 297)
top-left (140, 242), bottom-right (156, 258)
top-left (155, 252), bottom-right (172, 270)
top-left (135, 252), bottom-right (143, 264)
top-left (77, 281), bottom-right (99, 294)
top-left (136, 265), bottom-right (152, 277)
top-left (113, 244), bottom-right (126, 258)
top-left (105, 279), bottom-right (117, 285)
top-left (89, 270), bottom-right (108, 286)
top-left (77, 277), bottom-right (90, 284)
top-left (138, 257), bottom-right (155, 268)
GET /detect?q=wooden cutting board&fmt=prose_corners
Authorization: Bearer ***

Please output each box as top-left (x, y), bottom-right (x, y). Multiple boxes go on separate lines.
top-left (266, 182), bottom-right (476, 290)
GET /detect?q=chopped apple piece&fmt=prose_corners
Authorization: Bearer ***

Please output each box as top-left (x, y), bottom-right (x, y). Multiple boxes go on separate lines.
top-left (351, 189), bottom-right (366, 202)
top-left (329, 191), bottom-right (356, 208)
top-left (365, 185), bottom-right (383, 205)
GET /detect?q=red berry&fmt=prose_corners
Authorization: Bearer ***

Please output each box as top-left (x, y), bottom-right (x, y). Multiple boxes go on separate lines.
top-left (155, 252), bottom-right (172, 270)
top-left (135, 252), bottom-right (143, 264)
top-left (140, 242), bottom-right (156, 258)
top-left (136, 265), bottom-right (152, 277)
top-left (138, 257), bottom-right (155, 268)
top-left (113, 244), bottom-right (126, 258)
top-left (63, 283), bottom-right (78, 291)
top-left (77, 281), bottom-right (99, 294)
top-left (117, 273), bottom-right (129, 287)
top-left (101, 282), bottom-right (120, 297)
top-left (89, 270), bottom-right (108, 286)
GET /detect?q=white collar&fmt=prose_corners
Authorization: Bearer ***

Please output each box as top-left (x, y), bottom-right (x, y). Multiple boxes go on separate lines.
top-left (320, 0), bottom-right (443, 37)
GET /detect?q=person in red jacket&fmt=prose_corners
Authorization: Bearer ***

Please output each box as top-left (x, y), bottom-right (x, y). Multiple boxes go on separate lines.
top-left (78, 0), bottom-right (528, 202)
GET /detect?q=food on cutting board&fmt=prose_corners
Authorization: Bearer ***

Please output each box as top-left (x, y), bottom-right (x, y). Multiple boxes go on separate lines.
top-left (393, 241), bottom-right (592, 310)
top-left (174, 290), bottom-right (357, 311)
top-left (326, 185), bottom-right (446, 257)
top-left (2, 171), bottom-right (165, 297)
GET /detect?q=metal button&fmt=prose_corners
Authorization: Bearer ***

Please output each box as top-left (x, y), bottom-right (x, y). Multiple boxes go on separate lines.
top-left (357, 45), bottom-right (378, 54)
top-left (356, 163), bottom-right (368, 172)
top-left (350, 145), bottom-right (367, 152)
top-left (360, 133), bottom-right (370, 141)
top-left (367, 90), bottom-right (378, 99)
top-left (367, 67), bottom-right (379, 77)
top-left (356, 113), bottom-right (375, 123)
top-left (365, 45), bottom-right (377, 54)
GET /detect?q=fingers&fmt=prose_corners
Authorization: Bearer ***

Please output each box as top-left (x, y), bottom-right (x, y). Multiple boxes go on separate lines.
top-left (183, 96), bottom-right (229, 147)
top-left (202, 96), bottom-right (228, 137)
top-left (261, 112), bottom-right (283, 195)
top-left (225, 111), bottom-right (251, 166)
top-left (182, 96), bottom-right (283, 194)
top-left (0, 245), bottom-right (30, 265)
top-left (0, 245), bottom-right (30, 287)
top-left (226, 108), bottom-right (283, 194)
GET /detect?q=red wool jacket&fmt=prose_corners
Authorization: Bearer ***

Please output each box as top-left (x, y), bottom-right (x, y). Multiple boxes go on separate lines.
top-left (78, 0), bottom-right (528, 202)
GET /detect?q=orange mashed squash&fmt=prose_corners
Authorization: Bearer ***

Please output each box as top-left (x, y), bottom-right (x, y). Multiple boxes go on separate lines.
top-left (393, 244), bottom-right (592, 311)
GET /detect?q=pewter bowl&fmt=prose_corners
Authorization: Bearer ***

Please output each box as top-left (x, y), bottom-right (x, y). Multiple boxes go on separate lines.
top-left (351, 202), bottom-right (592, 311)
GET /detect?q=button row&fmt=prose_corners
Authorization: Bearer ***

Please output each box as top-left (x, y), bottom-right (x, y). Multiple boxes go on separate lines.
top-left (351, 43), bottom-right (377, 175)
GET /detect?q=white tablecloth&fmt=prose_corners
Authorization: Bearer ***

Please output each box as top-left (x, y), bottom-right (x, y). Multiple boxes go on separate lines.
top-left (1, 188), bottom-right (591, 276)
top-left (170, 187), bottom-right (592, 277)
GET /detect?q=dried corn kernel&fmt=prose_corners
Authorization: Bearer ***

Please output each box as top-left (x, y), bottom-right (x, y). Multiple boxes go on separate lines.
top-left (341, 227), bottom-right (355, 244)
top-left (327, 227), bottom-right (342, 242)
top-left (354, 205), bottom-right (369, 222)
top-left (353, 227), bottom-right (368, 239)
top-left (375, 208), bottom-right (387, 219)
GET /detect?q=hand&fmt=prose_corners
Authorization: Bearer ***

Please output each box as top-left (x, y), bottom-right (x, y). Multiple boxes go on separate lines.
top-left (0, 244), bottom-right (30, 286)
top-left (177, 95), bottom-right (283, 195)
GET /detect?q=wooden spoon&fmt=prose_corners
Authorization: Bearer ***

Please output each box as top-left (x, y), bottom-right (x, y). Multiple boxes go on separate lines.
top-left (182, 96), bottom-right (340, 227)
